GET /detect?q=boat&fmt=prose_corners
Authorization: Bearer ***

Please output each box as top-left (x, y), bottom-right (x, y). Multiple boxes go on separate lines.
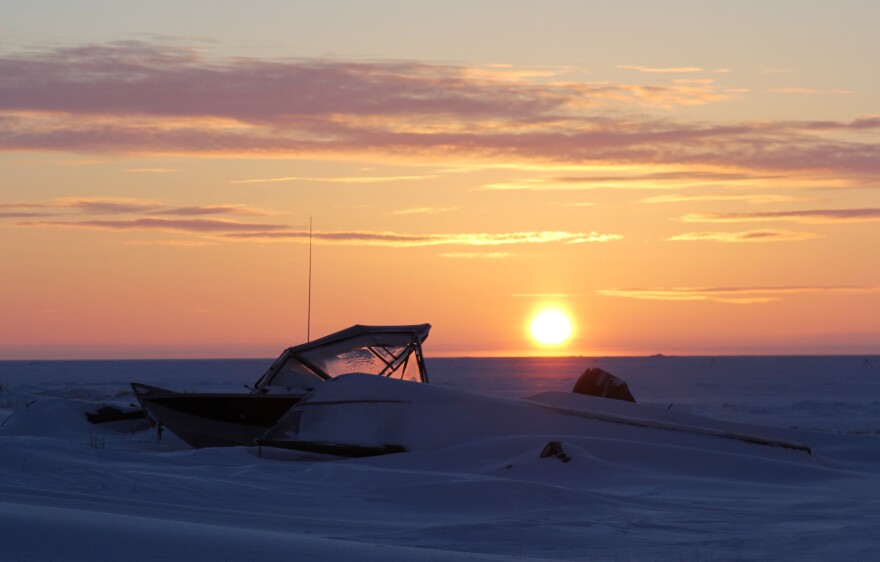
top-left (259, 371), bottom-right (812, 458)
top-left (131, 324), bottom-right (430, 448)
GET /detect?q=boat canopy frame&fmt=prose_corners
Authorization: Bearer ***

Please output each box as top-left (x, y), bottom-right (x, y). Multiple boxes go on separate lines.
top-left (253, 324), bottom-right (431, 391)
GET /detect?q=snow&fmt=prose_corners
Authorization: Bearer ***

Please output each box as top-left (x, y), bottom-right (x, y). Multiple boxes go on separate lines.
top-left (1, 356), bottom-right (879, 560)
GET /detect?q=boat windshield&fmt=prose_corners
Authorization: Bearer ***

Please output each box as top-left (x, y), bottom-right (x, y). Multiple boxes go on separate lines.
top-left (263, 358), bottom-right (325, 391)
top-left (298, 334), bottom-right (424, 381)
top-left (255, 324), bottom-right (429, 391)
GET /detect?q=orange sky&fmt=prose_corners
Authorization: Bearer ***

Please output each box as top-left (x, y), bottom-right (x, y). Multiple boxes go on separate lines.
top-left (1, 2), bottom-right (879, 358)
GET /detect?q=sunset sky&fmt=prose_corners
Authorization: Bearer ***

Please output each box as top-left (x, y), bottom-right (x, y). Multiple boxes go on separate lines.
top-left (2, 1), bottom-right (879, 358)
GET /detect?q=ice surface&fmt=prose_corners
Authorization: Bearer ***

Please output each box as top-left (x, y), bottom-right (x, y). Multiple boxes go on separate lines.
top-left (1, 356), bottom-right (879, 560)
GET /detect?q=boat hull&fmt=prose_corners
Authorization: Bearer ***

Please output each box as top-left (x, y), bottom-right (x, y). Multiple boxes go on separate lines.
top-left (131, 384), bottom-right (302, 448)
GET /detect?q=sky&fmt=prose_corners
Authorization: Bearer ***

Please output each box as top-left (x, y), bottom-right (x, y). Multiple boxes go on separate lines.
top-left (1, 0), bottom-right (879, 358)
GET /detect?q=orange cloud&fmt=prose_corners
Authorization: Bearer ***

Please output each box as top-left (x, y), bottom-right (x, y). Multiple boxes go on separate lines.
top-left (668, 230), bottom-right (819, 242)
top-left (126, 168), bottom-right (176, 173)
top-left (13, 209), bottom-right (622, 247)
top-left (440, 252), bottom-right (513, 259)
top-left (484, 170), bottom-right (786, 191)
top-left (391, 207), bottom-right (459, 216)
top-left (225, 230), bottom-right (622, 247)
top-left (617, 65), bottom-right (704, 73)
top-left (641, 194), bottom-right (809, 204)
top-left (598, 285), bottom-right (880, 304)
top-left (770, 88), bottom-right (819, 95)
top-left (230, 174), bottom-right (437, 184)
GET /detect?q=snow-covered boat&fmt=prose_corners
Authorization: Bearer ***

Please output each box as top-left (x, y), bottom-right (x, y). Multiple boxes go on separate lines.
top-left (131, 324), bottom-right (430, 448)
top-left (259, 372), bottom-right (812, 457)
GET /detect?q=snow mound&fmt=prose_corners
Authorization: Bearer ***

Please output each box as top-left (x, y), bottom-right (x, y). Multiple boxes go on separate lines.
top-left (0, 399), bottom-right (149, 439)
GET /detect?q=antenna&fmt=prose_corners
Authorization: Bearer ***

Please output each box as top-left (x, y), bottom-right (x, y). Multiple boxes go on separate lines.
top-left (307, 216), bottom-right (313, 342)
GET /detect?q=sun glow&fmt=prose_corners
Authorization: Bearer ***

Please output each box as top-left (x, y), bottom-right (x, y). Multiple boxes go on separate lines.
top-left (529, 309), bottom-right (572, 345)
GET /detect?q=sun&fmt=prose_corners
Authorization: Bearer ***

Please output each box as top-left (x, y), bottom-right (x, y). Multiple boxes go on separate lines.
top-left (530, 309), bottom-right (572, 345)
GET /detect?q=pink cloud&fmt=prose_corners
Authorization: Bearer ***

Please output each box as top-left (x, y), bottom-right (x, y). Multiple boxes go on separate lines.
top-left (8, 201), bottom-right (622, 247)
top-left (0, 41), bottom-right (879, 179)
top-left (19, 217), bottom-right (288, 233)
top-left (0, 41), bottom-right (566, 122)
top-left (0, 198), bottom-right (271, 219)
top-left (681, 208), bottom-right (880, 224)
top-left (668, 230), bottom-right (819, 243)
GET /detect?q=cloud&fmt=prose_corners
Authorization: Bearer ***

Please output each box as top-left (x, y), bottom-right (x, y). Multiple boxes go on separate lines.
top-left (668, 230), bottom-right (819, 242)
top-left (125, 239), bottom-right (217, 247)
top-left (391, 207), bottom-right (458, 216)
top-left (161, 205), bottom-right (272, 216)
top-left (769, 88), bottom-right (855, 96)
top-left (12, 206), bottom-right (621, 247)
top-left (0, 41), bottom-right (571, 121)
top-left (0, 198), bottom-right (271, 219)
top-left (511, 293), bottom-right (583, 298)
top-left (0, 211), bottom-right (54, 219)
top-left (224, 230), bottom-right (622, 247)
top-left (680, 208), bottom-right (880, 224)
top-left (230, 174), bottom-right (437, 184)
top-left (482, 170), bottom-right (788, 191)
top-left (770, 88), bottom-right (819, 95)
top-left (126, 168), bottom-right (176, 173)
top-left (0, 198), bottom-right (160, 218)
top-left (20, 217), bottom-right (289, 233)
top-left (1, 41), bottom-right (878, 180)
top-left (598, 285), bottom-right (880, 304)
top-left (440, 252), bottom-right (513, 259)
top-left (641, 194), bottom-right (810, 204)
top-left (617, 65), bottom-right (704, 73)
top-left (61, 198), bottom-right (161, 214)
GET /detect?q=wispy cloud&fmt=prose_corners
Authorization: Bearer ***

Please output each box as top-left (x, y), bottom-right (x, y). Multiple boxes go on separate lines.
top-left (125, 239), bottom-right (217, 247)
top-left (680, 208), bottom-right (880, 224)
top-left (617, 65), bottom-right (704, 73)
top-left (483, 170), bottom-right (787, 191)
top-left (0, 211), bottom-right (54, 219)
top-left (161, 204), bottom-right (272, 216)
top-left (230, 174), bottom-right (437, 184)
top-left (60, 198), bottom-right (161, 214)
top-left (641, 194), bottom-right (810, 204)
top-left (391, 206), bottom-right (458, 216)
top-left (770, 87), bottom-right (819, 95)
top-left (769, 88), bottom-right (855, 96)
top-left (598, 285), bottom-right (880, 304)
top-left (12, 205), bottom-right (621, 247)
top-left (224, 230), bottom-right (623, 247)
top-left (0, 198), bottom-right (272, 219)
top-left (20, 217), bottom-right (289, 233)
top-left (511, 293), bottom-right (583, 298)
top-left (0, 198), bottom-right (159, 217)
top-left (126, 168), bottom-right (176, 173)
top-left (441, 252), bottom-right (513, 259)
top-left (668, 230), bottom-right (819, 243)
top-left (1, 41), bottom-right (879, 180)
